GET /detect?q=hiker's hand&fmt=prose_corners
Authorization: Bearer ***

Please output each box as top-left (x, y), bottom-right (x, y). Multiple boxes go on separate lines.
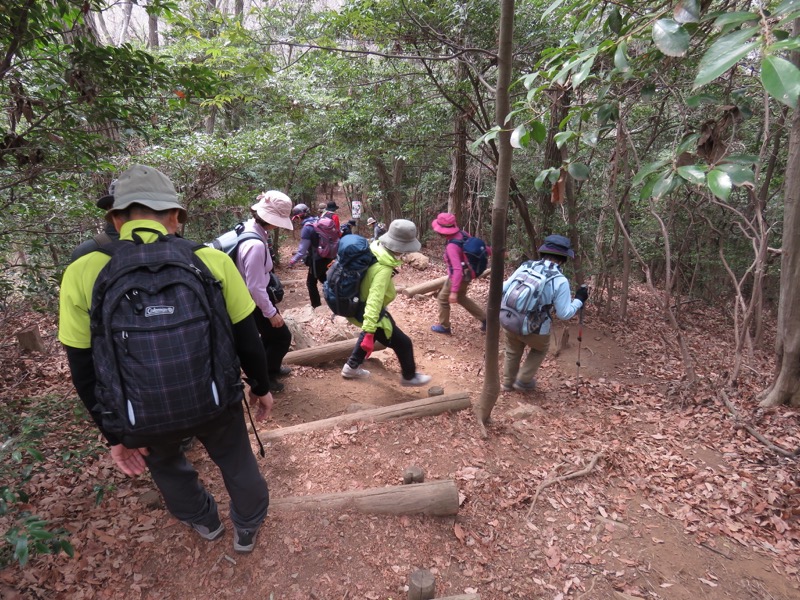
top-left (448, 291), bottom-right (458, 304)
top-left (110, 444), bottom-right (148, 476)
top-left (360, 333), bottom-right (375, 359)
top-left (575, 285), bottom-right (589, 303)
top-left (250, 391), bottom-right (274, 421)
top-left (268, 313), bottom-right (284, 328)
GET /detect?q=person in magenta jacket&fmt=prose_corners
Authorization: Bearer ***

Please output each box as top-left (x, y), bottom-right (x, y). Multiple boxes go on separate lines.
top-left (430, 212), bottom-right (487, 335)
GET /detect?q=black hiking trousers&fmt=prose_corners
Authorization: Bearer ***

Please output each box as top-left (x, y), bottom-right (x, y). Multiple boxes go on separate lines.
top-left (346, 311), bottom-right (416, 380)
top-left (252, 308), bottom-right (292, 377)
top-left (306, 256), bottom-right (330, 308)
top-left (144, 402), bottom-right (269, 533)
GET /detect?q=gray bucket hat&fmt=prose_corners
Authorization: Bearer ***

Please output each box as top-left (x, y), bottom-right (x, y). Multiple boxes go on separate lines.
top-left (379, 219), bottom-right (421, 253)
top-left (107, 164), bottom-right (187, 223)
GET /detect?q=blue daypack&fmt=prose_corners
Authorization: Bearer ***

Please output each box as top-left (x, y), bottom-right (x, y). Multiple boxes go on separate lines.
top-left (448, 231), bottom-right (488, 277)
top-left (323, 235), bottom-right (377, 319)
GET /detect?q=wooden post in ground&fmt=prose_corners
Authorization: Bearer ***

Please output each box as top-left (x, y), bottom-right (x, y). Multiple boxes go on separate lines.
top-left (408, 569), bottom-right (436, 599)
top-left (283, 338), bottom-right (387, 366)
top-left (17, 325), bottom-right (45, 353)
top-left (259, 392), bottom-right (470, 440)
top-left (271, 479), bottom-right (459, 516)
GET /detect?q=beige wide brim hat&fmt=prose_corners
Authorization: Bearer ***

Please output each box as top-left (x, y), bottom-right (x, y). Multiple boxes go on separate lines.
top-left (251, 191), bottom-right (294, 230)
top-left (379, 219), bottom-right (421, 253)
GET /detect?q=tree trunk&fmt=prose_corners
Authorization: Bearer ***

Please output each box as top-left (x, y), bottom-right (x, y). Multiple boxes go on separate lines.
top-left (116, 1), bottom-right (134, 46)
top-left (475, 0), bottom-right (514, 427)
top-left (448, 106), bottom-right (467, 225)
top-left (374, 157), bottom-right (405, 222)
top-left (760, 23), bottom-right (800, 407)
top-left (147, 12), bottom-right (159, 49)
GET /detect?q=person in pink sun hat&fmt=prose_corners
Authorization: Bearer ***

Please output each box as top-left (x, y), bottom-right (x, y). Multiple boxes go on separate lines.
top-left (429, 212), bottom-right (488, 335)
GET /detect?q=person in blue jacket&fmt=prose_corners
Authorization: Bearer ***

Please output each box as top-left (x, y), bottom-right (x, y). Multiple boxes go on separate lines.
top-left (502, 235), bottom-right (589, 392)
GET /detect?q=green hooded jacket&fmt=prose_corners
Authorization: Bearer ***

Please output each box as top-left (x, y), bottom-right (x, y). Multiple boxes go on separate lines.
top-left (347, 240), bottom-right (400, 336)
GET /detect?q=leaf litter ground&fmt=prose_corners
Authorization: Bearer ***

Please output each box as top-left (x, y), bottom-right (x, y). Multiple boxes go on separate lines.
top-left (1, 241), bottom-right (798, 600)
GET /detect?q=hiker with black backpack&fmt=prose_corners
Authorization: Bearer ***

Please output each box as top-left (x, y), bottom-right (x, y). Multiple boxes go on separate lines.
top-left (59, 165), bottom-right (273, 554)
top-left (429, 212), bottom-right (489, 335)
top-left (288, 203), bottom-right (340, 308)
top-left (500, 234), bottom-right (589, 393)
top-left (233, 191), bottom-right (295, 393)
top-left (337, 220), bottom-right (432, 387)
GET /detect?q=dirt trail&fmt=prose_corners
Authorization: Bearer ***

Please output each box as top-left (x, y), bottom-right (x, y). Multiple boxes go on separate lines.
top-left (1, 203), bottom-right (798, 599)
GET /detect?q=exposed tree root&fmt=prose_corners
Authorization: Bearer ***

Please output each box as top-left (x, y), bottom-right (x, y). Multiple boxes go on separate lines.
top-left (526, 451), bottom-right (604, 518)
top-left (718, 391), bottom-right (800, 459)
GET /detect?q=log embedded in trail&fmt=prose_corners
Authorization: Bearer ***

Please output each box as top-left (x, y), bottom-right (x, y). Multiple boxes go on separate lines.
top-left (402, 269), bottom-right (491, 297)
top-left (270, 479), bottom-right (459, 516)
top-left (260, 392), bottom-right (470, 440)
top-left (283, 338), bottom-right (387, 366)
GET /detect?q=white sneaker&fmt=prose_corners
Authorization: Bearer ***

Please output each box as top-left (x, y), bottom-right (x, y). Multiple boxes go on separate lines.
top-left (401, 373), bottom-right (432, 387)
top-left (342, 364), bottom-right (371, 379)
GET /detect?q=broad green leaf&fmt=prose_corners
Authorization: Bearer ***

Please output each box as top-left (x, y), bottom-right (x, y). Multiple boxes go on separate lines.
top-left (607, 8), bottom-right (623, 34)
top-left (716, 163), bottom-right (754, 186)
top-left (652, 19), bottom-right (690, 57)
top-left (686, 93), bottom-right (717, 107)
top-left (768, 38), bottom-right (800, 52)
top-left (614, 42), bottom-right (629, 72)
top-left (694, 27), bottom-right (759, 89)
top-left (773, 0), bottom-right (800, 18)
top-left (597, 103), bottom-right (618, 124)
top-left (674, 0), bottom-right (700, 24)
top-left (568, 162), bottom-right (590, 180)
top-left (652, 172), bottom-right (675, 198)
top-left (542, 0), bottom-right (567, 20)
top-left (761, 55), bottom-right (800, 108)
top-left (640, 174), bottom-right (659, 200)
top-left (707, 169), bottom-right (733, 200)
top-left (677, 165), bottom-right (706, 185)
top-left (677, 133), bottom-right (700, 154)
top-left (535, 167), bottom-right (560, 191)
top-left (510, 125), bottom-right (530, 149)
top-left (554, 131), bottom-right (577, 149)
top-left (529, 121), bottom-right (547, 144)
top-left (712, 12), bottom-right (759, 29)
top-left (721, 154), bottom-right (759, 165)
top-left (632, 159), bottom-right (670, 186)
top-left (573, 54), bottom-right (596, 88)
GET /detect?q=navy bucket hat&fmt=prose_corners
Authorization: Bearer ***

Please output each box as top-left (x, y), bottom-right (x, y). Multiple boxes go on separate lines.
top-left (538, 234), bottom-right (575, 259)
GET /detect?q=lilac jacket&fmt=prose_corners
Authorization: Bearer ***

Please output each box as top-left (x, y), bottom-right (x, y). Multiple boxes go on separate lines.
top-left (235, 219), bottom-right (277, 319)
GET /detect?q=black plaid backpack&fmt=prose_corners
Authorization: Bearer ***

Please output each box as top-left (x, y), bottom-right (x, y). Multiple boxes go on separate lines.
top-left (89, 228), bottom-right (243, 444)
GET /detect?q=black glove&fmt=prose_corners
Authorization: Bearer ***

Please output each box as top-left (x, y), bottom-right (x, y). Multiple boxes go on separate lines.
top-left (575, 285), bottom-right (589, 303)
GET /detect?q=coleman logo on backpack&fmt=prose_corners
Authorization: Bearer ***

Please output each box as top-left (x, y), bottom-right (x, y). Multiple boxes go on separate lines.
top-left (323, 234), bottom-right (376, 320)
top-left (499, 260), bottom-right (562, 335)
top-left (90, 229), bottom-right (243, 443)
top-left (313, 217), bottom-right (340, 259)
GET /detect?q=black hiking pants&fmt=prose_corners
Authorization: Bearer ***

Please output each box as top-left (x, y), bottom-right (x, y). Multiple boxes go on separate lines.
top-left (252, 308), bottom-right (292, 377)
top-left (346, 311), bottom-right (416, 380)
top-left (306, 256), bottom-right (330, 308)
top-left (144, 403), bottom-right (269, 532)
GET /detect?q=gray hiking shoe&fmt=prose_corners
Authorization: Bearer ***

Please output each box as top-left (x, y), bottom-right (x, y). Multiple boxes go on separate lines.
top-left (189, 513), bottom-right (224, 541)
top-left (233, 527), bottom-right (259, 553)
top-left (512, 379), bottom-right (537, 392)
top-left (501, 383), bottom-right (513, 392)
top-left (342, 364), bottom-right (371, 379)
top-left (400, 373), bottom-right (432, 387)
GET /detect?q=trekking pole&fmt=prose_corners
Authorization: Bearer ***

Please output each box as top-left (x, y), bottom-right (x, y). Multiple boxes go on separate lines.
top-left (575, 285), bottom-right (587, 396)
